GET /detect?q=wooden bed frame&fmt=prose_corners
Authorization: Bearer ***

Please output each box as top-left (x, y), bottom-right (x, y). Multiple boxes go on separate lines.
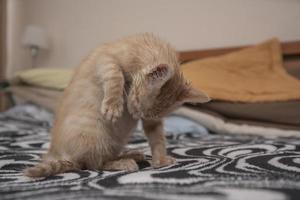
top-left (1, 40), bottom-right (299, 112)
top-left (179, 40), bottom-right (300, 71)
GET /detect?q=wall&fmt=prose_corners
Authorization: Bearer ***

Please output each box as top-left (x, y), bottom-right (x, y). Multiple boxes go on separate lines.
top-left (6, 0), bottom-right (30, 77)
top-left (6, 0), bottom-right (300, 77)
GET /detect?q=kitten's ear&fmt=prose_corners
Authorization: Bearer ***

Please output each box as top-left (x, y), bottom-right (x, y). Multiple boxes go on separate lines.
top-left (181, 87), bottom-right (211, 104)
top-left (146, 64), bottom-right (172, 85)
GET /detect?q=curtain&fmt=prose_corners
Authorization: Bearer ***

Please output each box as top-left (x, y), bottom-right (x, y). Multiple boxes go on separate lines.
top-left (0, 0), bottom-right (7, 111)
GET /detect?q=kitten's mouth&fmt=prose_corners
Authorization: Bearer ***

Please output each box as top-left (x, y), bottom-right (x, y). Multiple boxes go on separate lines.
top-left (128, 107), bottom-right (160, 120)
top-left (142, 116), bottom-right (160, 120)
top-left (129, 111), bottom-right (159, 120)
top-left (141, 112), bottom-right (163, 120)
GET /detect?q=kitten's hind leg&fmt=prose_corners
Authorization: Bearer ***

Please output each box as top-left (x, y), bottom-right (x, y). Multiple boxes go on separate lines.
top-left (96, 57), bottom-right (125, 122)
top-left (119, 149), bottom-right (145, 162)
top-left (103, 158), bottom-right (139, 172)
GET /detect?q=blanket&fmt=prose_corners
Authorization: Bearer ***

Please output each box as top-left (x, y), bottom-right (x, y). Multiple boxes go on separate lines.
top-left (181, 39), bottom-right (300, 102)
top-left (0, 105), bottom-right (300, 200)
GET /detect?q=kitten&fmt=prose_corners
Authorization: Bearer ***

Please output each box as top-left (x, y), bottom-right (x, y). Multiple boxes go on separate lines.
top-left (24, 33), bottom-right (210, 177)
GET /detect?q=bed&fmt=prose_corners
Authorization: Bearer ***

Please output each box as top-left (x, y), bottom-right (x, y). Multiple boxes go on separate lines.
top-left (1, 40), bottom-right (300, 200)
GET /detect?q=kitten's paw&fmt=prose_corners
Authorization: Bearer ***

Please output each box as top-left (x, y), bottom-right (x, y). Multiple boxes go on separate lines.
top-left (120, 150), bottom-right (145, 162)
top-left (152, 155), bottom-right (176, 168)
top-left (101, 98), bottom-right (123, 122)
top-left (103, 158), bottom-right (139, 172)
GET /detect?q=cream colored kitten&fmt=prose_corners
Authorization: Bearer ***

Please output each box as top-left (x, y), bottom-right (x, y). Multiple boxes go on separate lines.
top-left (24, 33), bottom-right (210, 177)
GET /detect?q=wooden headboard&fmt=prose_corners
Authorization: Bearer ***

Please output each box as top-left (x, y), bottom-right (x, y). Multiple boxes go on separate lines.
top-left (179, 41), bottom-right (300, 71)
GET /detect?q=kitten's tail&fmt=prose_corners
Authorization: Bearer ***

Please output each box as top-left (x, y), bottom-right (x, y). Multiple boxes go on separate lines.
top-left (24, 160), bottom-right (78, 178)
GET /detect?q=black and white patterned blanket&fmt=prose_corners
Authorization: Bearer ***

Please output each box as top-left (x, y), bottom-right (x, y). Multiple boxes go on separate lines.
top-left (0, 105), bottom-right (300, 200)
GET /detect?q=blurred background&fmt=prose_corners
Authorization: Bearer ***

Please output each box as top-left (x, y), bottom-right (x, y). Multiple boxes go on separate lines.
top-left (0, 0), bottom-right (300, 112)
top-left (1, 0), bottom-right (300, 78)
top-left (1, 1), bottom-right (300, 199)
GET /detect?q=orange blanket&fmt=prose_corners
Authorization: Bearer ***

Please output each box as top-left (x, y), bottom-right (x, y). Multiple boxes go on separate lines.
top-left (181, 39), bottom-right (300, 102)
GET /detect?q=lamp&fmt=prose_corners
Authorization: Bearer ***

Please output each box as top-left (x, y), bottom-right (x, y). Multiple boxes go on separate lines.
top-left (22, 25), bottom-right (48, 67)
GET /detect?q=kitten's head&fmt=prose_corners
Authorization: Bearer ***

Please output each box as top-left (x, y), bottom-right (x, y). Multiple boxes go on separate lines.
top-left (127, 64), bottom-right (210, 120)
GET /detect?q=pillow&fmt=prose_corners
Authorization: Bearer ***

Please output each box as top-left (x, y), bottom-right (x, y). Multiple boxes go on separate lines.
top-left (175, 106), bottom-right (300, 137)
top-left (183, 58), bottom-right (300, 133)
top-left (8, 86), bottom-right (63, 112)
top-left (181, 38), bottom-right (300, 102)
top-left (12, 68), bottom-right (73, 90)
top-left (186, 101), bottom-right (300, 131)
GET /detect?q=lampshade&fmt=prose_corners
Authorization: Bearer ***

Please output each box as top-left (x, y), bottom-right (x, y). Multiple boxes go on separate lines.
top-left (22, 25), bottom-right (48, 49)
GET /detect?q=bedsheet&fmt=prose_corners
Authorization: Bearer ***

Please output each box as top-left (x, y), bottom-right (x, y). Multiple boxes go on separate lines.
top-left (0, 105), bottom-right (300, 200)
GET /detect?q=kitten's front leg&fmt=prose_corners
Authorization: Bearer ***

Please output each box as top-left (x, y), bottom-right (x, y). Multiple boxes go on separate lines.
top-left (97, 59), bottom-right (125, 122)
top-left (142, 119), bottom-right (176, 168)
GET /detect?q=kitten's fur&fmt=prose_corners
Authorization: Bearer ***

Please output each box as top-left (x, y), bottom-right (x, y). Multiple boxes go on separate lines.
top-left (24, 33), bottom-right (210, 177)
